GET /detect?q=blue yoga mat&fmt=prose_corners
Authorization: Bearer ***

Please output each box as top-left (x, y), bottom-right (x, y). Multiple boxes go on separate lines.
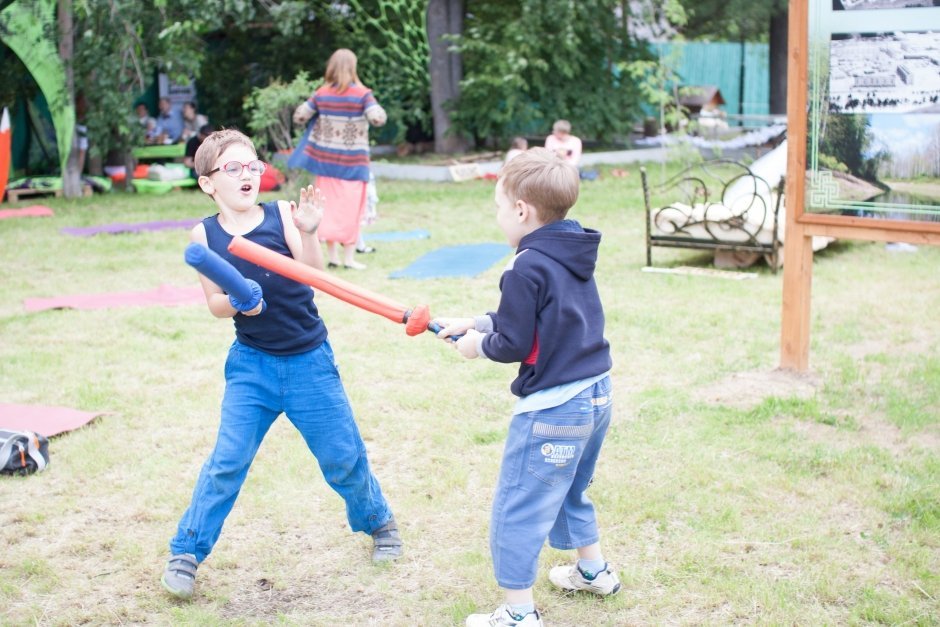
top-left (390, 243), bottom-right (512, 279)
top-left (363, 229), bottom-right (430, 242)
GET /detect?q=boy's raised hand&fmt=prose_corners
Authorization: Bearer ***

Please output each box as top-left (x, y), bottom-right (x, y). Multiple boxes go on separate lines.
top-left (291, 185), bottom-right (324, 234)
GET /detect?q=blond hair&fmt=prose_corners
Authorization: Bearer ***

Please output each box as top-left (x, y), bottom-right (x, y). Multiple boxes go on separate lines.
top-left (325, 48), bottom-right (363, 93)
top-left (552, 119), bottom-right (571, 133)
top-left (498, 147), bottom-right (579, 223)
top-left (194, 129), bottom-right (256, 178)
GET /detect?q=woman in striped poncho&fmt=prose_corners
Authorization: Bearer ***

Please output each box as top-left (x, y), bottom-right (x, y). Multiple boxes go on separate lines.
top-left (290, 49), bottom-right (387, 270)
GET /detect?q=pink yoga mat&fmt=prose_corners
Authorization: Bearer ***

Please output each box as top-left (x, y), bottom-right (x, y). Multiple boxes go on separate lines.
top-left (24, 284), bottom-right (205, 312)
top-left (0, 205), bottom-right (54, 219)
top-left (0, 403), bottom-right (103, 437)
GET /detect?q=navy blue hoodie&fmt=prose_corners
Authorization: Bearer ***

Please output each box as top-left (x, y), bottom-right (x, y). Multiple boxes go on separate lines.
top-left (481, 219), bottom-right (612, 397)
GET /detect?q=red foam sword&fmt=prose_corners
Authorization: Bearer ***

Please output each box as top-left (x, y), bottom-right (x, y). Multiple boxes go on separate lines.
top-left (227, 235), bottom-right (434, 336)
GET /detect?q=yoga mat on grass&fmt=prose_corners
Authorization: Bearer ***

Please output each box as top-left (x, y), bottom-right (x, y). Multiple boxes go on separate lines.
top-left (25, 284), bottom-right (204, 312)
top-left (61, 218), bottom-right (200, 237)
top-left (0, 403), bottom-right (103, 438)
top-left (362, 229), bottom-right (430, 242)
top-left (390, 243), bottom-right (512, 279)
top-left (0, 205), bottom-right (54, 219)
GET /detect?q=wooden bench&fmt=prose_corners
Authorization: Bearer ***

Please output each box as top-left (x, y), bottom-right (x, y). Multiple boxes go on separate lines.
top-left (6, 185), bottom-right (92, 203)
top-left (641, 160), bottom-right (785, 273)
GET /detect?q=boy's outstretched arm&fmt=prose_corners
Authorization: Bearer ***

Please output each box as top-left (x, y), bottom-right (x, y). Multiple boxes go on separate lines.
top-left (281, 185), bottom-right (325, 271)
top-left (189, 223), bottom-right (263, 319)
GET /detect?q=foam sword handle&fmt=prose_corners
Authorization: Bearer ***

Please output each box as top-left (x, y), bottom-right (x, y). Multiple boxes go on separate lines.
top-left (426, 321), bottom-right (464, 342)
top-left (184, 243), bottom-right (264, 312)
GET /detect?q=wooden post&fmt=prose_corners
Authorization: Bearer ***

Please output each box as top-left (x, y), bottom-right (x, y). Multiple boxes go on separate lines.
top-left (779, 0), bottom-right (812, 372)
top-left (779, 0), bottom-right (940, 371)
top-left (57, 0), bottom-right (83, 199)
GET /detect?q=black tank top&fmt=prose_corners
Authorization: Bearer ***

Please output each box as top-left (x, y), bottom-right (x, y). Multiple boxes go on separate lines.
top-left (203, 201), bottom-right (327, 355)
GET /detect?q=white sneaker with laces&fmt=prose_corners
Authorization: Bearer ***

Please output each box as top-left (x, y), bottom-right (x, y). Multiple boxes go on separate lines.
top-left (549, 562), bottom-right (621, 596)
top-left (465, 604), bottom-right (544, 626)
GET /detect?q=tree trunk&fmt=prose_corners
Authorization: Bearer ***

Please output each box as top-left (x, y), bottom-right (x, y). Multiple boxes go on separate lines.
top-left (427, 0), bottom-right (468, 154)
top-left (769, 6), bottom-right (788, 116)
top-left (57, 0), bottom-right (82, 198)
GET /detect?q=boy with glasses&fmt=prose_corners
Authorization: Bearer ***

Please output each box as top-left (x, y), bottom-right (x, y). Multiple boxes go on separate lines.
top-left (161, 129), bottom-right (403, 601)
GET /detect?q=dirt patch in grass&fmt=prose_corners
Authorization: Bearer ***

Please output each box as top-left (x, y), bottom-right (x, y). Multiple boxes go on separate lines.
top-left (694, 369), bottom-right (822, 410)
top-left (855, 412), bottom-right (940, 456)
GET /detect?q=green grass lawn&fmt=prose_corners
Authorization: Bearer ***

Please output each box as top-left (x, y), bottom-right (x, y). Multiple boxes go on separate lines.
top-left (0, 166), bottom-right (937, 626)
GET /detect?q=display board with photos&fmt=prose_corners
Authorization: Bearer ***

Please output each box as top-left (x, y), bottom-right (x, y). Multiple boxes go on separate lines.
top-left (806, 0), bottom-right (940, 222)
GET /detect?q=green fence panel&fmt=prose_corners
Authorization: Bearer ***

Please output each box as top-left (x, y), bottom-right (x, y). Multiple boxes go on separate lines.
top-left (659, 42), bottom-right (769, 121)
top-left (743, 42), bottom-right (770, 117)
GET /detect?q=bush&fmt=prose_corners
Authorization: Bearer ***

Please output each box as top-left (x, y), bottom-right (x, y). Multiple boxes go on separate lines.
top-left (818, 153), bottom-right (848, 173)
top-left (243, 71), bottom-right (322, 159)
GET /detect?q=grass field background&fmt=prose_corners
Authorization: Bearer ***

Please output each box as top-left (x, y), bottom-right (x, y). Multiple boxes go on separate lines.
top-left (0, 165), bottom-right (937, 625)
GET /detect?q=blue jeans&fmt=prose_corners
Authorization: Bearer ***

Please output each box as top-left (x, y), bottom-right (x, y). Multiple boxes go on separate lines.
top-left (170, 340), bottom-right (392, 562)
top-left (490, 376), bottom-right (612, 589)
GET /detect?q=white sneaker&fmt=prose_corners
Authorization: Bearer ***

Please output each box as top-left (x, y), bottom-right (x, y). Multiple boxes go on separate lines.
top-left (549, 562), bottom-right (621, 596)
top-left (465, 604), bottom-right (544, 626)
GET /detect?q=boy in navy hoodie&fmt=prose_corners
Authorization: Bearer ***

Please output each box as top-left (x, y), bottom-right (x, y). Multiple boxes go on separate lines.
top-left (433, 147), bottom-right (620, 627)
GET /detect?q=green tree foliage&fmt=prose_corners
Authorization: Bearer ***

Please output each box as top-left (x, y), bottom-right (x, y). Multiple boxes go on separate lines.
top-left (819, 114), bottom-right (886, 181)
top-left (339, 0), bottom-right (431, 143)
top-left (69, 1), bottom-right (223, 161)
top-left (195, 12), bottom-right (335, 136)
top-left (623, 45), bottom-right (687, 136)
top-left (68, 0), bottom-right (319, 164)
top-left (621, 2), bottom-right (688, 136)
top-left (677, 0), bottom-right (786, 42)
top-left (243, 71), bottom-right (321, 157)
top-left (452, 0), bottom-right (644, 146)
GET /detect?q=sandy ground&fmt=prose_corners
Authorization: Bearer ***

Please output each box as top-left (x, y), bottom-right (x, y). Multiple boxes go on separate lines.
top-left (829, 170), bottom-right (883, 201)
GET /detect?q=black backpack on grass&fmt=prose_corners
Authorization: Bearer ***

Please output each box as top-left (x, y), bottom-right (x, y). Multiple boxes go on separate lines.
top-left (0, 429), bottom-right (49, 475)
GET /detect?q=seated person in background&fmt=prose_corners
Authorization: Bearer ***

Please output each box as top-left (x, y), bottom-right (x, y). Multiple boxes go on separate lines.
top-left (184, 124), bottom-right (214, 179)
top-left (74, 93), bottom-right (89, 174)
top-left (135, 103), bottom-right (159, 144)
top-left (544, 119), bottom-right (582, 167)
top-left (180, 101), bottom-right (209, 142)
top-left (153, 97), bottom-right (184, 144)
top-left (505, 136), bottom-right (528, 163)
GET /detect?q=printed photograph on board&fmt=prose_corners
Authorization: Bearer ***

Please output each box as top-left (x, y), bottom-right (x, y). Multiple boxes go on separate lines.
top-left (864, 114), bottom-right (940, 213)
top-left (828, 31), bottom-right (940, 115)
top-left (807, 111), bottom-right (940, 220)
top-left (833, 0), bottom-right (938, 10)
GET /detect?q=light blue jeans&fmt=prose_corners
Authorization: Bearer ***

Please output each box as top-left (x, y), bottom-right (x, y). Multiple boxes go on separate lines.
top-left (170, 340), bottom-right (392, 562)
top-left (490, 376), bottom-right (612, 589)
